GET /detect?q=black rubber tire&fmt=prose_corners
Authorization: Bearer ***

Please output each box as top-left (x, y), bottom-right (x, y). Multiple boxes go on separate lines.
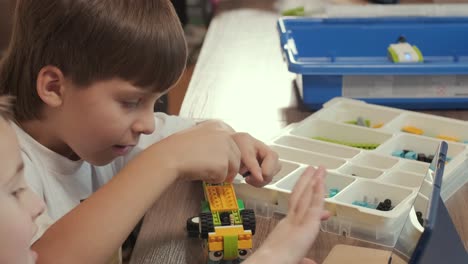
top-left (200, 212), bottom-right (214, 239)
top-left (186, 216), bottom-right (200, 238)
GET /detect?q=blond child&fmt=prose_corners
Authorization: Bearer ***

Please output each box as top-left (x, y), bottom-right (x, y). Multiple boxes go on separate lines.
top-left (0, 1), bottom-right (328, 263)
top-left (0, 96), bottom-right (45, 264)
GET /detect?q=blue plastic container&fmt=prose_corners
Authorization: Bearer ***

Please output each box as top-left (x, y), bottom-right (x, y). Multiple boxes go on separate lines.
top-left (278, 17), bottom-right (468, 110)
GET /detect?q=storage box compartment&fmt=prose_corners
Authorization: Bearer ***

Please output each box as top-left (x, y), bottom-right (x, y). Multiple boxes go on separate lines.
top-left (274, 135), bottom-right (360, 159)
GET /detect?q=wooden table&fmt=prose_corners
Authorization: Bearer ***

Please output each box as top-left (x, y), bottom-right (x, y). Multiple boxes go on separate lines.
top-left (130, 2), bottom-right (468, 263)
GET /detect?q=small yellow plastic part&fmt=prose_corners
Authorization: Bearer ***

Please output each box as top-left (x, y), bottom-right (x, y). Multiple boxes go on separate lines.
top-left (402, 126), bottom-right (424, 135)
top-left (208, 226), bottom-right (253, 251)
top-left (372, 123), bottom-right (384, 128)
top-left (436, 135), bottom-right (460, 142)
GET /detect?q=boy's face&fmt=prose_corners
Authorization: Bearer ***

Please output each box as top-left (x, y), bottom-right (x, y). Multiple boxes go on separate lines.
top-left (0, 119), bottom-right (45, 264)
top-left (55, 79), bottom-right (159, 165)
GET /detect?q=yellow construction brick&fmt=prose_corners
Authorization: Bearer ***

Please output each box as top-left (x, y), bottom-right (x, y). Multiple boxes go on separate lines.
top-left (436, 134), bottom-right (460, 142)
top-left (402, 126), bottom-right (424, 135)
top-left (206, 184), bottom-right (238, 212)
top-left (208, 226), bottom-right (253, 252)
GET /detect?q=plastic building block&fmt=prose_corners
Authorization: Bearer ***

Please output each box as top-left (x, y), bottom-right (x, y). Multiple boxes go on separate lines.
top-left (417, 153), bottom-right (427, 162)
top-left (404, 151), bottom-right (418, 160)
top-left (436, 134), bottom-right (460, 142)
top-left (346, 117), bottom-right (371, 127)
top-left (352, 196), bottom-right (377, 209)
top-left (391, 149), bottom-right (448, 164)
top-left (353, 198), bottom-right (394, 211)
top-left (356, 117), bottom-right (367, 127)
top-left (372, 123), bottom-right (384, 128)
top-left (376, 199), bottom-right (393, 211)
top-left (416, 211), bottom-right (424, 226)
top-left (205, 184), bottom-right (239, 212)
top-left (388, 36), bottom-right (424, 63)
top-left (392, 150), bottom-right (404, 158)
top-left (281, 6), bottom-right (305, 16)
top-left (427, 155), bottom-right (434, 163)
top-left (312, 136), bottom-right (379, 150)
top-left (345, 120), bottom-right (358, 125)
top-left (187, 182), bottom-right (255, 263)
top-left (328, 188), bottom-right (339, 198)
top-left (401, 126), bottom-right (424, 135)
top-left (352, 200), bottom-right (369, 207)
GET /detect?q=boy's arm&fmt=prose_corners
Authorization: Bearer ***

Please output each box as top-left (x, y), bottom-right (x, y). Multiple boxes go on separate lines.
top-left (32, 121), bottom-right (243, 264)
top-left (32, 147), bottom-right (178, 264)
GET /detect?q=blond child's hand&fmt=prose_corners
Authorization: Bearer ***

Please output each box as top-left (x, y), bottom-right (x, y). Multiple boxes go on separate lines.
top-left (231, 132), bottom-right (281, 187)
top-left (153, 121), bottom-right (242, 183)
top-left (245, 166), bottom-right (329, 264)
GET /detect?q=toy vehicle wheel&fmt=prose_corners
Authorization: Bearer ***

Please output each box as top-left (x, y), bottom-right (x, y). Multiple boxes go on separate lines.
top-left (186, 216), bottom-right (200, 238)
top-left (200, 212), bottom-right (214, 239)
top-left (240, 209), bottom-right (256, 235)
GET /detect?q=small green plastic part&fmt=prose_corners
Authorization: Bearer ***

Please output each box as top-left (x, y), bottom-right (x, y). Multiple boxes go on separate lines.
top-left (282, 6), bottom-right (305, 16)
top-left (312, 136), bottom-right (379, 150)
top-left (201, 201), bottom-right (210, 213)
top-left (223, 235), bottom-right (239, 260)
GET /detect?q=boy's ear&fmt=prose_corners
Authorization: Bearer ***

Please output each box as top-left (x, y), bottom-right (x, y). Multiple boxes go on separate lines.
top-left (36, 66), bottom-right (67, 107)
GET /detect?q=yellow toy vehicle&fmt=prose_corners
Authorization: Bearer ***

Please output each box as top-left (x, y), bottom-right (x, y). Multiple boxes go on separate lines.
top-left (186, 182), bottom-right (256, 264)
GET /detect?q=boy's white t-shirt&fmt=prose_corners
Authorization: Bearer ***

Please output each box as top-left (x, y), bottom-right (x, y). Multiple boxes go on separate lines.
top-left (12, 113), bottom-right (196, 242)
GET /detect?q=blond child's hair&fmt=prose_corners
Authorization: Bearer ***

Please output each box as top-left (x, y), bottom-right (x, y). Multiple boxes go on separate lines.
top-left (0, 0), bottom-right (187, 121)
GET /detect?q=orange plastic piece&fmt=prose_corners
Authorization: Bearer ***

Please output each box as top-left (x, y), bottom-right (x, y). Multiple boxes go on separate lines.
top-left (372, 123), bottom-right (384, 128)
top-left (436, 135), bottom-right (460, 142)
top-left (402, 126), bottom-right (424, 135)
top-left (205, 184), bottom-right (238, 212)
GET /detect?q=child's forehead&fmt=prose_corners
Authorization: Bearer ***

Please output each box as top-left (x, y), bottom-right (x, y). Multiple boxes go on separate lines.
top-left (86, 78), bottom-right (163, 97)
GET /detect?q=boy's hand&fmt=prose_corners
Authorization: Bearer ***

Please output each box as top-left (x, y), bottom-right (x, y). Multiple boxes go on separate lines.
top-left (154, 121), bottom-right (241, 183)
top-left (232, 132), bottom-right (281, 187)
top-left (245, 166), bottom-right (330, 264)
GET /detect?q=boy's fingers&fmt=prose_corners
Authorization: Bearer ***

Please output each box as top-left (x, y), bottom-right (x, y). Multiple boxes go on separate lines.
top-left (289, 166), bottom-right (317, 217)
top-left (256, 141), bottom-right (280, 180)
top-left (239, 165), bottom-right (249, 176)
top-left (294, 172), bottom-right (316, 222)
top-left (260, 152), bottom-right (281, 183)
top-left (309, 166), bottom-right (326, 214)
top-left (241, 150), bottom-right (263, 187)
top-left (226, 141), bottom-right (241, 183)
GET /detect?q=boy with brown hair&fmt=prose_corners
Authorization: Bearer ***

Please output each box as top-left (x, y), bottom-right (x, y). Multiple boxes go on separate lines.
top-left (0, 1), bottom-right (328, 263)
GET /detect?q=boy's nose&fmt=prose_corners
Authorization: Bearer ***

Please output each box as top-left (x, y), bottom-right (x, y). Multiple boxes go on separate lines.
top-left (132, 111), bottom-right (155, 135)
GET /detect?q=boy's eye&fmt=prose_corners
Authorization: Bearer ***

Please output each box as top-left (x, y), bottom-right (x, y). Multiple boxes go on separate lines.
top-left (122, 100), bottom-right (141, 108)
